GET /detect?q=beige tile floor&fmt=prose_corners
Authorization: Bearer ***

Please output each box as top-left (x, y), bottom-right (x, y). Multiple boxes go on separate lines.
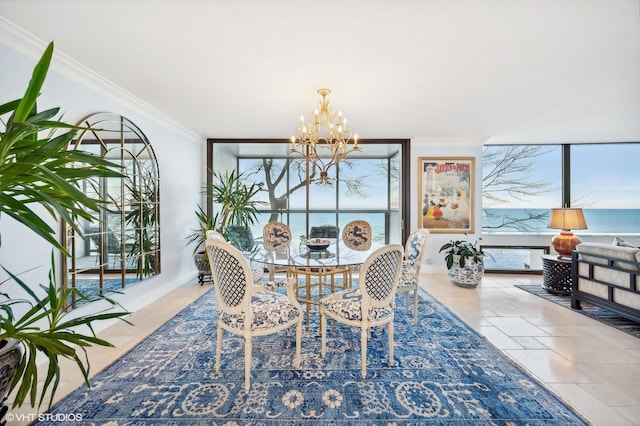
top-left (10, 273), bottom-right (640, 425)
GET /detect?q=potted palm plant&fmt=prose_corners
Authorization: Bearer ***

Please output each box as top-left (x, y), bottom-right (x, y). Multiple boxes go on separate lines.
top-left (207, 169), bottom-right (263, 250)
top-left (439, 235), bottom-right (487, 288)
top-left (186, 204), bottom-right (217, 284)
top-left (186, 170), bottom-right (264, 279)
top-left (0, 42), bottom-right (130, 414)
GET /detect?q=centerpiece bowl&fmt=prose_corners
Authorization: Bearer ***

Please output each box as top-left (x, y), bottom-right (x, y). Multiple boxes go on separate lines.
top-left (306, 238), bottom-right (330, 251)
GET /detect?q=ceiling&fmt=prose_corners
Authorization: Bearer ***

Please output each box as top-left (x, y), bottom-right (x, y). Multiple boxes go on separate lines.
top-left (2, 0), bottom-right (640, 144)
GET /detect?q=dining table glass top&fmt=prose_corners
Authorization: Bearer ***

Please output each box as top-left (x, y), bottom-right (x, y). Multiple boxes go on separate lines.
top-left (260, 238), bottom-right (380, 269)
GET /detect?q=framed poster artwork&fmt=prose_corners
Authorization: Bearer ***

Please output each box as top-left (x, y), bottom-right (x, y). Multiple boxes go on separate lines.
top-left (418, 157), bottom-right (474, 233)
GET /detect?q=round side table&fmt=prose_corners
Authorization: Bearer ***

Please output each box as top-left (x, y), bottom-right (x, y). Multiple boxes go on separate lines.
top-left (541, 254), bottom-right (572, 295)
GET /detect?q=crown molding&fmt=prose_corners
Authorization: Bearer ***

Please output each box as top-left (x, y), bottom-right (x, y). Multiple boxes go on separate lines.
top-left (0, 17), bottom-right (203, 143)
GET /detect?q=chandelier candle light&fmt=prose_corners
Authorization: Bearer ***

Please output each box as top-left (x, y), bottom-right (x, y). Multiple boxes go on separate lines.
top-left (548, 207), bottom-right (588, 258)
top-left (290, 88), bottom-right (360, 184)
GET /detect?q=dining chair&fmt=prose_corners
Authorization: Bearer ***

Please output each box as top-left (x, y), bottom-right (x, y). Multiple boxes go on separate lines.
top-left (319, 244), bottom-right (403, 378)
top-left (205, 230), bottom-right (264, 284)
top-left (263, 221), bottom-right (293, 280)
top-left (205, 237), bottom-right (303, 392)
top-left (396, 228), bottom-right (430, 324)
top-left (309, 225), bottom-right (339, 239)
top-left (342, 220), bottom-right (372, 251)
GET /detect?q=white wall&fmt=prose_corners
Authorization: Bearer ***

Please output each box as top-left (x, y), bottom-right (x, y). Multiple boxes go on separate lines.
top-left (410, 137), bottom-right (485, 273)
top-left (0, 40), bottom-right (204, 327)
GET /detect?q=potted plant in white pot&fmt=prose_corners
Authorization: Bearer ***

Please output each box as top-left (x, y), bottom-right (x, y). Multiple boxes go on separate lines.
top-left (439, 235), bottom-right (487, 288)
top-left (0, 42), bottom-right (130, 415)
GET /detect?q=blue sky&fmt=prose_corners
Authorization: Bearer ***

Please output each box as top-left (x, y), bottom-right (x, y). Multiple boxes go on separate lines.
top-left (483, 144), bottom-right (640, 209)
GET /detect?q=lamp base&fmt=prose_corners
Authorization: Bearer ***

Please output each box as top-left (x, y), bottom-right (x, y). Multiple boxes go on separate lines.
top-left (551, 231), bottom-right (581, 258)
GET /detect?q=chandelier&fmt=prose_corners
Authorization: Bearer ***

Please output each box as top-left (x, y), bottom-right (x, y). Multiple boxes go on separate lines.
top-left (290, 88), bottom-right (360, 184)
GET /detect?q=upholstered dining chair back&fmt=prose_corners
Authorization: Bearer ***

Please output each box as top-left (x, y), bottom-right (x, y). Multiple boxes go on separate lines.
top-left (397, 228), bottom-right (430, 324)
top-left (360, 244), bottom-right (404, 309)
top-left (404, 228), bottom-right (430, 275)
top-left (262, 221), bottom-right (292, 252)
top-left (342, 220), bottom-right (372, 251)
top-left (310, 225), bottom-right (339, 239)
top-left (206, 229), bottom-right (225, 241)
top-left (206, 238), bottom-right (252, 315)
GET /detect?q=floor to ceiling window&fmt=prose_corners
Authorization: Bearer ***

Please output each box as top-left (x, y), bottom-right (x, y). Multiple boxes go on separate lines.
top-left (481, 142), bottom-right (640, 272)
top-left (207, 140), bottom-right (409, 246)
top-left (482, 145), bottom-right (562, 234)
top-left (570, 143), bottom-right (640, 233)
top-left (482, 143), bottom-right (640, 235)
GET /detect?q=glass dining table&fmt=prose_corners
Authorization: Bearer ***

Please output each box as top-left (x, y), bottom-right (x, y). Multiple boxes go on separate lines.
top-left (260, 238), bottom-right (380, 327)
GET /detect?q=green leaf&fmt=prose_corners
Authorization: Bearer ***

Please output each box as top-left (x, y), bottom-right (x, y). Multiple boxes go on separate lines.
top-left (14, 42), bottom-right (53, 122)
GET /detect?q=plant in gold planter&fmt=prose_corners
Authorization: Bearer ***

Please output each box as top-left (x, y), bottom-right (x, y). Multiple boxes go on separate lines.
top-left (439, 235), bottom-right (487, 288)
top-left (0, 42), bottom-right (130, 413)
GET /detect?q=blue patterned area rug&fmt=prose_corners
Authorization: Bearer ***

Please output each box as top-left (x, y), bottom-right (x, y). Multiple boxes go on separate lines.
top-left (516, 284), bottom-right (640, 339)
top-left (34, 285), bottom-right (588, 425)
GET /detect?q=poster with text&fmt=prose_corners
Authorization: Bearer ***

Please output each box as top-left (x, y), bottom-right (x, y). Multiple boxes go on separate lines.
top-left (418, 157), bottom-right (474, 233)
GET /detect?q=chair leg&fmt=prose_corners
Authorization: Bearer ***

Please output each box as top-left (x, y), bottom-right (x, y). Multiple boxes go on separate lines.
top-left (361, 326), bottom-right (368, 379)
top-left (320, 308), bottom-right (327, 357)
top-left (268, 264), bottom-right (275, 281)
top-left (294, 318), bottom-right (302, 368)
top-left (388, 320), bottom-right (394, 367)
top-left (405, 292), bottom-right (410, 312)
top-left (215, 326), bottom-right (223, 372)
top-left (412, 288), bottom-right (418, 324)
top-left (244, 336), bottom-right (252, 392)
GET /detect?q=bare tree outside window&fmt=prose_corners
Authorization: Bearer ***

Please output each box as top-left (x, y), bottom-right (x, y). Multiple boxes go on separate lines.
top-left (482, 145), bottom-right (557, 232)
top-left (243, 158), bottom-right (368, 222)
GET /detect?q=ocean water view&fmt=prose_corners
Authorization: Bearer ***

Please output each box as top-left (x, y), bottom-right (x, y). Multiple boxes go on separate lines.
top-left (250, 208), bottom-right (640, 270)
top-left (482, 208), bottom-right (640, 268)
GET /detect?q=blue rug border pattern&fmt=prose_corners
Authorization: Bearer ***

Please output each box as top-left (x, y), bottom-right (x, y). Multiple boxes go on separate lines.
top-left (33, 283), bottom-right (589, 425)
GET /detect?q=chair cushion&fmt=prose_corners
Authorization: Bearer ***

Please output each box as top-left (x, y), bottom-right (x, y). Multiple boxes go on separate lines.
top-left (320, 288), bottom-right (393, 322)
top-left (262, 277), bottom-right (289, 291)
top-left (397, 262), bottom-right (417, 290)
top-left (218, 291), bottom-right (300, 330)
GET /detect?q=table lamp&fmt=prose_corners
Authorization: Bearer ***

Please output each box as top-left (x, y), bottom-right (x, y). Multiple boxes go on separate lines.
top-left (548, 208), bottom-right (587, 258)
